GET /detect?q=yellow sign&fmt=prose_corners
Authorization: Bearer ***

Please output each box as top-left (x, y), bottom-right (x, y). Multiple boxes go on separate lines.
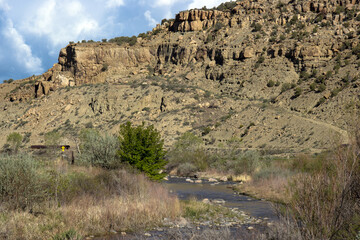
top-left (61, 146), bottom-right (65, 152)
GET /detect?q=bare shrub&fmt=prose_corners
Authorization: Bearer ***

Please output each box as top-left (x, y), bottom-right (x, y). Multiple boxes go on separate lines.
top-left (287, 129), bottom-right (360, 239)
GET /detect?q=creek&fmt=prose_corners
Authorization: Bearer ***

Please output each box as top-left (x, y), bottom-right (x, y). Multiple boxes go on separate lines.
top-left (164, 176), bottom-right (277, 221)
top-left (96, 176), bottom-right (278, 239)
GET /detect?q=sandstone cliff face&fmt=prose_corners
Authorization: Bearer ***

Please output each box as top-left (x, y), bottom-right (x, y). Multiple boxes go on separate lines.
top-left (32, 0), bottom-right (359, 93)
top-left (56, 43), bottom-right (156, 85)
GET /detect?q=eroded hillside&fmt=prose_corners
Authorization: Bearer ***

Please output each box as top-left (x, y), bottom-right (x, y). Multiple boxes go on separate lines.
top-left (1, 0), bottom-right (359, 153)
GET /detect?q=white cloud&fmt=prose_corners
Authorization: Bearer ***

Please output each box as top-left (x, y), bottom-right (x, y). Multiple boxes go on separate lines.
top-left (188, 0), bottom-right (228, 9)
top-left (144, 10), bottom-right (157, 27)
top-left (2, 19), bottom-right (43, 73)
top-left (0, 0), bottom-right (9, 11)
top-left (22, 0), bottom-right (100, 47)
top-left (106, 0), bottom-right (125, 8)
top-left (154, 0), bottom-right (181, 7)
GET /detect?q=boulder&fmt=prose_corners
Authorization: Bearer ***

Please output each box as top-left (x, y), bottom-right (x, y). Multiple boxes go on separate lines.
top-left (243, 47), bottom-right (255, 58)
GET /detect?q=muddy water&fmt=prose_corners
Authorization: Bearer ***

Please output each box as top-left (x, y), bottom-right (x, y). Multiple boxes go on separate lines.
top-left (163, 176), bottom-right (278, 221)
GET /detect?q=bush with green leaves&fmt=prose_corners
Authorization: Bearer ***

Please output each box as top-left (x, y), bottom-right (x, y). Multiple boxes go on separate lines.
top-left (6, 132), bottom-right (23, 153)
top-left (216, 1), bottom-right (237, 11)
top-left (281, 83), bottom-right (293, 92)
top-left (251, 22), bottom-right (262, 32)
top-left (210, 149), bottom-right (270, 176)
top-left (293, 87), bottom-right (303, 98)
top-left (267, 80), bottom-right (275, 87)
top-left (167, 132), bottom-right (209, 176)
top-left (0, 154), bottom-right (44, 210)
top-left (79, 129), bottom-right (119, 169)
top-left (118, 122), bottom-right (167, 180)
top-left (108, 36), bottom-right (137, 46)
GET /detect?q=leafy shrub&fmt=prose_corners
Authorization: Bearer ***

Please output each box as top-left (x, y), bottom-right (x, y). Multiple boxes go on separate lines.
top-left (216, 1), bottom-right (237, 11)
top-left (206, 33), bottom-right (215, 43)
top-left (118, 122), bottom-right (167, 180)
top-left (281, 83), bottom-right (292, 92)
top-left (293, 87), bottom-right (302, 98)
top-left (352, 44), bottom-right (360, 58)
top-left (109, 36), bottom-right (137, 46)
top-left (6, 132), bottom-right (23, 153)
top-left (3, 78), bottom-right (14, 84)
top-left (267, 80), bottom-right (275, 87)
top-left (251, 23), bottom-right (262, 32)
top-left (167, 132), bottom-right (209, 175)
top-left (0, 154), bottom-right (44, 210)
top-left (177, 162), bottom-right (198, 176)
top-left (138, 32), bottom-right (150, 39)
top-left (79, 129), bottom-right (119, 169)
top-left (315, 97), bottom-right (326, 107)
top-left (317, 83), bottom-right (326, 92)
top-left (214, 22), bottom-right (225, 31)
top-left (335, 5), bottom-right (345, 14)
top-left (331, 88), bottom-right (341, 97)
top-left (310, 82), bottom-right (316, 91)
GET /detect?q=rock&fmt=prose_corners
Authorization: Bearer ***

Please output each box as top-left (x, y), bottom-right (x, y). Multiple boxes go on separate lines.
top-left (64, 104), bottom-right (72, 112)
top-left (220, 176), bottom-right (228, 182)
top-left (212, 199), bottom-right (225, 204)
top-left (176, 217), bottom-right (189, 228)
top-left (195, 179), bottom-right (202, 183)
top-left (208, 178), bottom-right (218, 182)
top-left (323, 91), bottom-right (331, 99)
top-left (242, 47), bottom-right (255, 58)
top-left (248, 226), bottom-right (254, 230)
top-left (186, 178), bottom-right (194, 183)
top-left (144, 233), bottom-right (151, 237)
top-left (202, 198), bottom-right (210, 204)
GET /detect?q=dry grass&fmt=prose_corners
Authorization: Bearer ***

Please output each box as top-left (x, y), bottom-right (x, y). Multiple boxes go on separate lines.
top-left (61, 184), bottom-right (180, 236)
top-left (0, 165), bottom-right (181, 240)
top-left (235, 175), bottom-right (291, 204)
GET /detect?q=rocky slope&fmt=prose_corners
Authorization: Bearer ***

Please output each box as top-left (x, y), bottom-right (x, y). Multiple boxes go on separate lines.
top-left (1, 0), bottom-right (359, 153)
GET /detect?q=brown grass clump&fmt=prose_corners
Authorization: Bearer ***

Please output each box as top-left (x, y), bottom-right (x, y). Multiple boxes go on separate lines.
top-left (0, 166), bottom-right (180, 239)
top-left (61, 173), bottom-right (180, 236)
top-left (236, 175), bottom-right (291, 204)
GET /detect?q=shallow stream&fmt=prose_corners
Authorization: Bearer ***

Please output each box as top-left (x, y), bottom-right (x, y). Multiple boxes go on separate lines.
top-left (164, 176), bottom-right (277, 221)
top-left (96, 176), bottom-right (278, 239)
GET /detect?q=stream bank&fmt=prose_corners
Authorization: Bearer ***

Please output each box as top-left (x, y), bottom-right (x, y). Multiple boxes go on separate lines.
top-left (94, 176), bottom-right (278, 239)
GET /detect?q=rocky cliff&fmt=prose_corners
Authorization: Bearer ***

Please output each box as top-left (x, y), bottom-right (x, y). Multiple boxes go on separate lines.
top-left (1, 0), bottom-right (360, 153)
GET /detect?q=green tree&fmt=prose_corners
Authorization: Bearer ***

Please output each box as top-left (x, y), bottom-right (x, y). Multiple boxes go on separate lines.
top-left (118, 122), bottom-right (167, 180)
top-left (6, 132), bottom-right (23, 153)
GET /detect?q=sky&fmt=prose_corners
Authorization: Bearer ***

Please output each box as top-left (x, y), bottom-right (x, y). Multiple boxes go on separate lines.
top-left (0, 0), bottom-right (230, 82)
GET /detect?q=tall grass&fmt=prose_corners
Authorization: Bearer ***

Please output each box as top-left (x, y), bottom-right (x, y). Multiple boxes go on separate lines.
top-left (0, 157), bottom-right (180, 239)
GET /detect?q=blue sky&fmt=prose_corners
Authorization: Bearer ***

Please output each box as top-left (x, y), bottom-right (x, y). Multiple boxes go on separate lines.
top-left (0, 0), bottom-right (229, 82)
